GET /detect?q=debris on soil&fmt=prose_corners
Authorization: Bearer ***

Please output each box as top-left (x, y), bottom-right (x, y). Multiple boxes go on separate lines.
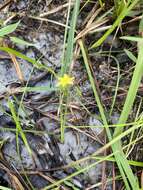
top-left (0, 0), bottom-right (142, 189)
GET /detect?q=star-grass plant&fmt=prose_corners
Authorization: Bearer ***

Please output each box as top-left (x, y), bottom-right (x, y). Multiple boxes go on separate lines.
top-left (47, 1), bottom-right (143, 189)
top-left (59, 0), bottom-right (80, 142)
top-left (0, 1), bottom-right (143, 189)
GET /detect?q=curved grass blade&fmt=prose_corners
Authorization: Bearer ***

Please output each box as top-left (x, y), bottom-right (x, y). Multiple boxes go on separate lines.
top-left (8, 99), bottom-right (32, 156)
top-left (0, 46), bottom-right (56, 76)
top-left (79, 39), bottom-right (139, 190)
top-left (90, 0), bottom-right (139, 49)
top-left (10, 36), bottom-right (35, 47)
top-left (0, 21), bottom-right (20, 37)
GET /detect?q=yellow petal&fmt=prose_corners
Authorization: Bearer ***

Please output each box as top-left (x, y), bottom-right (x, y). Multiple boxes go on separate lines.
top-left (57, 74), bottom-right (74, 88)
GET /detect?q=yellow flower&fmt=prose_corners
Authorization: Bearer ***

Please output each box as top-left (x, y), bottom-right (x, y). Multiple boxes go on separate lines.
top-left (57, 74), bottom-right (74, 88)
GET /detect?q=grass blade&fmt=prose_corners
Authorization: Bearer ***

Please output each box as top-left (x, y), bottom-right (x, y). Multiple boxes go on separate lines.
top-left (21, 86), bottom-right (57, 92)
top-left (59, 0), bottom-right (80, 142)
top-left (79, 39), bottom-right (139, 190)
top-left (43, 119), bottom-right (143, 189)
top-left (0, 186), bottom-right (12, 190)
top-left (60, 0), bottom-right (80, 75)
top-left (0, 46), bottom-right (56, 76)
top-left (0, 21), bottom-right (20, 37)
top-left (114, 39), bottom-right (143, 136)
top-left (10, 36), bottom-right (35, 47)
top-left (90, 0), bottom-right (139, 48)
top-left (8, 99), bottom-right (32, 155)
top-left (124, 49), bottom-right (137, 63)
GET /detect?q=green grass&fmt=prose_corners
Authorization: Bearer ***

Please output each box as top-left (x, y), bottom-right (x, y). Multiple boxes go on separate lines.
top-left (43, 118), bottom-right (143, 189)
top-left (114, 34), bottom-right (143, 137)
top-left (0, 186), bottom-right (12, 190)
top-left (59, 0), bottom-right (80, 142)
top-left (42, 30), bottom-right (143, 188)
top-left (8, 99), bottom-right (32, 155)
top-left (0, 1), bottom-right (143, 189)
top-left (0, 21), bottom-right (20, 37)
top-left (0, 47), bottom-right (56, 76)
top-left (98, 0), bottom-right (104, 7)
top-left (33, 2), bottom-right (143, 189)
top-left (79, 39), bottom-right (140, 189)
top-left (90, 0), bottom-right (140, 48)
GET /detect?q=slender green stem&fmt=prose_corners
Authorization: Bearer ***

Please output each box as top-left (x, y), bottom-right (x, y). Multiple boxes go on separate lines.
top-left (90, 0), bottom-right (139, 48)
top-left (79, 39), bottom-right (139, 190)
top-left (114, 42), bottom-right (143, 135)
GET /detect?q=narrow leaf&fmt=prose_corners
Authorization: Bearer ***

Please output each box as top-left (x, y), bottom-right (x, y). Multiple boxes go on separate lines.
top-left (124, 49), bottom-right (137, 62)
top-left (0, 21), bottom-right (20, 37)
top-left (8, 99), bottom-right (32, 155)
top-left (121, 36), bottom-right (143, 42)
top-left (61, 0), bottom-right (80, 75)
top-left (10, 36), bottom-right (35, 47)
top-left (90, 0), bottom-right (139, 48)
top-left (0, 46), bottom-right (56, 76)
top-left (21, 86), bottom-right (57, 92)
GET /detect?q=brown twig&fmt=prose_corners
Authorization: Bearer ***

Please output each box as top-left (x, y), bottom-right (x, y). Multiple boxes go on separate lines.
top-left (141, 171), bottom-right (143, 189)
top-left (39, 172), bottom-right (69, 190)
top-left (112, 163), bottom-right (116, 190)
top-left (39, 2), bottom-right (74, 17)
top-left (9, 53), bottom-right (24, 82)
top-left (0, 0), bottom-right (13, 11)
top-left (101, 135), bottom-right (107, 190)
